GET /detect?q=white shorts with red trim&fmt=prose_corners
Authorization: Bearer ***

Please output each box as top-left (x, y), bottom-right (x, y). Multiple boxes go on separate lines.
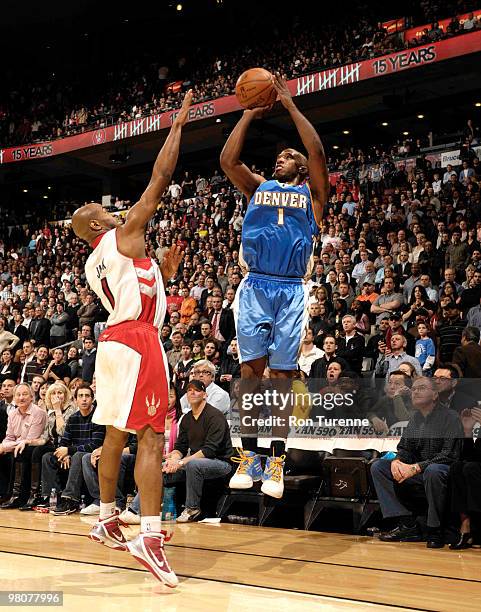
top-left (94, 320), bottom-right (169, 433)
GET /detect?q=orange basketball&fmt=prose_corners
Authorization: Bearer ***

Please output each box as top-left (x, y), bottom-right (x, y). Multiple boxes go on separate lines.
top-left (235, 68), bottom-right (276, 109)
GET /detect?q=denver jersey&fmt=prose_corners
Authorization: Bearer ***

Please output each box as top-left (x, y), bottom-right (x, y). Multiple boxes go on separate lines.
top-left (240, 180), bottom-right (319, 278)
top-left (85, 229), bottom-right (166, 329)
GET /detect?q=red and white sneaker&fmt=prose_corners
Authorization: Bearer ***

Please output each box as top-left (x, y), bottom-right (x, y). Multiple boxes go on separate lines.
top-left (127, 531), bottom-right (178, 588)
top-left (88, 511), bottom-right (128, 551)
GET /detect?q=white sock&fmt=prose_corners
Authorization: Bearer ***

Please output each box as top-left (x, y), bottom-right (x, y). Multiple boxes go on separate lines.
top-left (99, 501), bottom-right (116, 520)
top-left (141, 516), bottom-right (162, 534)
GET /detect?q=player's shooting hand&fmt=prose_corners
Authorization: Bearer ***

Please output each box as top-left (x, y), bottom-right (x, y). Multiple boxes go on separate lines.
top-left (244, 105), bottom-right (273, 120)
top-left (273, 72), bottom-right (295, 110)
top-left (162, 245), bottom-right (184, 280)
top-left (173, 89), bottom-right (193, 127)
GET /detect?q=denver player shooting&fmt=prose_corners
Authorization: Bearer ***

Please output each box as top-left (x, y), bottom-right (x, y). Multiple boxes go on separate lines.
top-left (220, 73), bottom-right (328, 498)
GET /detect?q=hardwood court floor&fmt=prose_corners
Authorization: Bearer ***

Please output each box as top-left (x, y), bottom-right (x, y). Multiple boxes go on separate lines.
top-left (0, 511), bottom-right (480, 611)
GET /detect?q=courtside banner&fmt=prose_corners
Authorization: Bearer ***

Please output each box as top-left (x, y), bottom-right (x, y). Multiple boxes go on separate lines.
top-left (1, 30), bottom-right (480, 165)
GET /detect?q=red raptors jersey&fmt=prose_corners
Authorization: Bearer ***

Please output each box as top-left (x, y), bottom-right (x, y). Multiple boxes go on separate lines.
top-left (86, 229), bottom-right (166, 328)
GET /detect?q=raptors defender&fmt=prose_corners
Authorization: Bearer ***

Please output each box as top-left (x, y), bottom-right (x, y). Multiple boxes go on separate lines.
top-left (71, 91), bottom-right (192, 587)
top-left (221, 74), bottom-right (328, 498)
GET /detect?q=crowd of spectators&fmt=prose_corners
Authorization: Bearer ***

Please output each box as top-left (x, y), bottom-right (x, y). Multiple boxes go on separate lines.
top-left (0, 0), bottom-right (479, 147)
top-left (0, 114), bottom-right (480, 544)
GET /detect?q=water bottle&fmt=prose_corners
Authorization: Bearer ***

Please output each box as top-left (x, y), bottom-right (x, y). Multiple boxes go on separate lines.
top-left (49, 488), bottom-right (57, 513)
top-left (79, 495), bottom-right (86, 511)
top-left (162, 487), bottom-right (176, 521)
top-left (382, 451), bottom-right (397, 461)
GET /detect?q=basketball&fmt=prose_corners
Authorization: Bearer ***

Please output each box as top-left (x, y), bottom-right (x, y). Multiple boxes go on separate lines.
top-left (235, 67), bottom-right (277, 109)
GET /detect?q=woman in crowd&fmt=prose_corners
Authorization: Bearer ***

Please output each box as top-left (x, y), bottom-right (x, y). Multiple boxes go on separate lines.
top-left (37, 380), bottom-right (50, 410)
top-left (67, 346), bottom-right (81, 379)
top-left (402, 285), bottom-right (435, 329)
top-left (350, 299), bottom-right (370, 335)
top-left (328, 296), bottom-right (348, 335)
top-left (18, 382), bottom-right (77, 510)
top-left (439, 281), bottom-right (459, 304)
top-left (0, 348), bottom-right (19, 383)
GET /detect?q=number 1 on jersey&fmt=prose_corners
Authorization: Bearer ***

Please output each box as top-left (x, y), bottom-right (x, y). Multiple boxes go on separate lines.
top-left (277, 208), bottom-right (284, 225)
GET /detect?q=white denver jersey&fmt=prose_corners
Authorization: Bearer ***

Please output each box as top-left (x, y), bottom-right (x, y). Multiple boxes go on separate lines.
top-left (85, 229), bottom-right (166, 329)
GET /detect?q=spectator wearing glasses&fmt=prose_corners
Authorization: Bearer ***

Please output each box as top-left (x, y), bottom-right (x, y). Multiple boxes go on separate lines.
top-left (163, 379), bottom-right (233, 523)
top-left (371, 376), bottom-right (463, 548)
top-left (180, 360), bottom-right (230, 416)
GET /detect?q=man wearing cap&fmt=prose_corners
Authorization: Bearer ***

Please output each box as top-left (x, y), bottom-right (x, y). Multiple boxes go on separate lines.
top-left (385, 312), bottom-right (415, 355)
top-left (357, 281), bottom-right (379, 304)
top-left (163, 380), bottom-right (233, 523)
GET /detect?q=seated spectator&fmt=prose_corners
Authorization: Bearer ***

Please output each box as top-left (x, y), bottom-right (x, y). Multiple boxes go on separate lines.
top-left (39, 383), bottom-right (105, 514)
top-left (368, 370), bottom-right (414, 433)
top-left (180, 360), bottom-right (230, 416)
top-left (433, 364), bottom-right (476, 414)
top-left (0, 379), bottom-right (17, 498)
top-left (80, 434), bottom-right (137, 515)
top-left (0, 383), bottom-right (47, 509)
top-left (163, 379), bottom-right (233, 523)
top-left (18, 381), bottom-right (77, 511)
top-left (371, 376), bottom-right (463, 548)
top-left (449, 405), bottom-right (481, 549)
top-left (452, 326), bottom-right (481, 377)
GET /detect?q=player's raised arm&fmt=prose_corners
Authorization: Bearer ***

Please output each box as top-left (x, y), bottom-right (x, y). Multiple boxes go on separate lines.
top-left (272, 73), bottom-right (328, 227)
top-left (220, 107), bottom-right (268, 200)
top-left (122, 90), bottom-right (193, 237)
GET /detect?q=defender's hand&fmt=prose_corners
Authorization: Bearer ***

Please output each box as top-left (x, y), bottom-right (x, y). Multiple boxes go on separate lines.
top-left (173, 90), bottom-right (193, 127)
top-left (162, 245), bottom-right (184, 280)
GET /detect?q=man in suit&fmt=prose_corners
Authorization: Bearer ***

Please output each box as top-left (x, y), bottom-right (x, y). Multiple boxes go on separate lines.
top-left (209, 295), bottom-right (235, 345)
top-left (29, 306), bottom-right (51, 348)
top-left (336, 315), bottom-right (365, 373)
top-left (8, 312), bottom-right (28, 353)
top-left (393, 251), bottom-right (411, 290)
top-left (453, 327), bottom-right (481, 378)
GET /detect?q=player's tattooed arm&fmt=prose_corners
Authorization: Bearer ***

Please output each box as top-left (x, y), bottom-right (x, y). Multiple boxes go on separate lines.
top-left (272, 73), bottom-right (328, 227)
